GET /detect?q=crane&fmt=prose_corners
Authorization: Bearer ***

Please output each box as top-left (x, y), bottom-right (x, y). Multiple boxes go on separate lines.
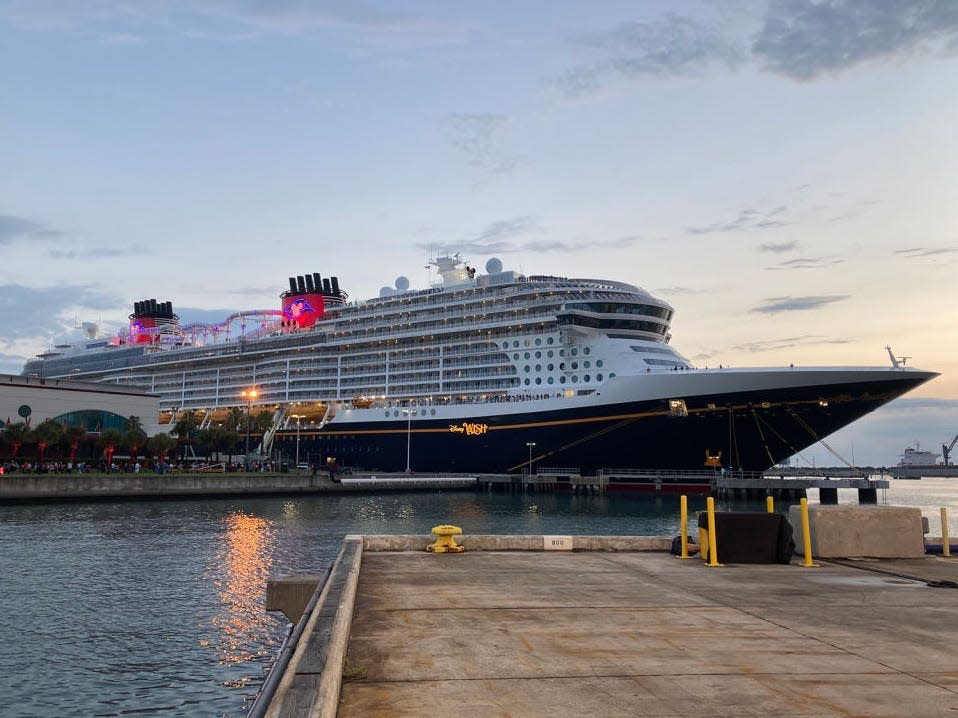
top-left (943, 433), bottom-right (958, 466)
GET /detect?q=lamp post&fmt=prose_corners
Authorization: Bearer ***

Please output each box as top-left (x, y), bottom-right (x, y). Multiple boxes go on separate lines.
top-left (402, 409), bottom-right (413, 473)
top-left (240, 388), bottom-right (258, 458)
top-left (526, 441), bottom-right (536, 474)
top-left (290, 414), bottom-right (305, 467)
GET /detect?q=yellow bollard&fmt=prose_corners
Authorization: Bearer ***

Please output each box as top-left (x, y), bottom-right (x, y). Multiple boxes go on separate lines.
top-left (799, 498), bottom-right (819, 567)
top-left (766, 495), bottom-right (775, 513)
top-left (426, 524), bottom-right (465, 553)
top-left (942, 507), bottom-right (951, 558)
top-left (705, 496), bottom-right (723, 567)
top-left (676, 495), bottom-right (694, 559)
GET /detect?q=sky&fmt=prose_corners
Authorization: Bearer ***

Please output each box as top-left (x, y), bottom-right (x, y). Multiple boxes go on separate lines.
top-left (1, 0), bottom-right (956, 466)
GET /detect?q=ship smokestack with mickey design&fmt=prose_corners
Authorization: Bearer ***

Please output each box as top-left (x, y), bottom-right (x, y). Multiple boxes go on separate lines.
top-left (280, 271), bottom-right (347, 329)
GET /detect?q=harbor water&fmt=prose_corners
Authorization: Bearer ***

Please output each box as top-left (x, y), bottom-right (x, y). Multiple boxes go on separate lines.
top-left (1, 479), bottom-right (956, 717)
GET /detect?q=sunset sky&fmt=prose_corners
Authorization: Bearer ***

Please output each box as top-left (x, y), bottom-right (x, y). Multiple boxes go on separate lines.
top-left (1, 1), bottom-right (956, 465)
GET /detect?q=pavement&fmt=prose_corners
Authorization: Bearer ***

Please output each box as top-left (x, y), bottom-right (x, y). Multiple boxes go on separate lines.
top-left (335, 548), bottom-right (958, 717)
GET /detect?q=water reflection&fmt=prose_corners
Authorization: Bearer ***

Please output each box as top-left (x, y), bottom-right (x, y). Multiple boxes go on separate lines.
top-left (204, 512), bottom-right (277, 685)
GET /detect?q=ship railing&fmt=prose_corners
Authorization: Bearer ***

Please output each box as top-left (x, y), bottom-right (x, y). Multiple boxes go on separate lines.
top-left (597, 467), bottom-right (761, 480)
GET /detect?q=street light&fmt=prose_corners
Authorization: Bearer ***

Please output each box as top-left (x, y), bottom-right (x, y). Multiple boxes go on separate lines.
top-left (240, 388), bottom-right (258, 457)
top-left (526, 441), bottom-right (536, 474)
top-left (402, 409), bottom-right (413, 473)
top-left (290, 414), bottom-right (305, 467)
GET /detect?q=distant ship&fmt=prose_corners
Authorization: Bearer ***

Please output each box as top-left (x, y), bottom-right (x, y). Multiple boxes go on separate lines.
top-left (891, 438), bottom-right (958, 478)
top-left (22, 254), bottom-right (937, 487)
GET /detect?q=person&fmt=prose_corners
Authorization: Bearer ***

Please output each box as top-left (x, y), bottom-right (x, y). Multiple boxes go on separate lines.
top-left (327, 458), bottom-right (340, 483)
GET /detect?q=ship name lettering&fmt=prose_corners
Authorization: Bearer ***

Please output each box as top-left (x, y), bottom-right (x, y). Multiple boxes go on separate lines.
top-left (448, 422), bottom-right (489, 436)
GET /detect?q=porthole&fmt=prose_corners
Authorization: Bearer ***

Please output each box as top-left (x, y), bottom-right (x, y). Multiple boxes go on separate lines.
top-left (535, 338), bottom-right (542, 346)
top-left (559, 362), bottom-right (565, 370)
top-left (596, 373), bottom-right (603, 381)
top-left (559, 349), bottom-right (565, 357)
top-left (571, 348), bottom-right (578, 356)
top-left (596, 359), bottom-right (603, 368)
top-left (524, 378), bottom-right (531, 385)
top-left (384, 411), bottom-right (390, 418)
top-left (584, 347), bottom-right (591, 355)
top-left (610, 372), bottom-right (616, 378)
top-left (524, 352), bottom-right (530, 359)
top-left (393, 410), bottom-right (400, 417)
top-left (535, 378), bottom-right (542, 385)
top-left (524, 365), bottom-right (530, 372)
top-left (513, 341), bottom-right (519, 348)
top-left (547, 363), bottom-right (554, 371)
top-left (535, 364), bottom-right (541, 372)
top-left (559, 376), bottom-right (566, 384)
top-left (430, 409), bottom-right (436, 415)
top-left (547, 337), bottom-right (554, 345)
top-left (572, 375), bottom-right (579, 383)
top-left (584, 375), bottom-right (591, 382)
top-left (547, 350), bottom-right (554, 358)
top-left (571, 361), bottom-right (578, 370)
top-left (502, 342), bottom-right (509, 349)
top-left (584, 361), bottom-right (591, 368)
top-left (524, 339), bottom-right (530, 347)
top-left (535, 351), bottom-right (541, 359)
top-left (547, 377), bottom-right (554, 384)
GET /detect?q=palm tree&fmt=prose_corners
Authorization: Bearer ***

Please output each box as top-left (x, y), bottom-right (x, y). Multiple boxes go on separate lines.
top-left (99, 428), bottom-right (124, 471)
top-left (62, 425), bottom-right (88, 464)
top-left (32, 420), bottom-right (64, 463)
top-left (146, 433), bottom-right (176, 466)
top-left (172, 412), bottom-right (200, 461)
top-left (225, 407), bottom-right (245, 432)
top-left (2, 422), bottom-right (29, 459)
top-left (123, 416), bottom-right (147, 463)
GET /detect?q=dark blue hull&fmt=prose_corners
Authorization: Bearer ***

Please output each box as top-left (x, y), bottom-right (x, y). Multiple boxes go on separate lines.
top-left (274, 375), bottom-right (928, 475)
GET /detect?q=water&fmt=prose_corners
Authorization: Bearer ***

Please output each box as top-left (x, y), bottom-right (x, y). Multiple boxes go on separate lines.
top-left (1, 481), bottom-right (955, 717)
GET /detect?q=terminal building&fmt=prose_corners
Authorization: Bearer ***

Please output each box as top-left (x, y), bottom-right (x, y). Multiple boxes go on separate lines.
top-left (1, 373), bottom-right (160, 436)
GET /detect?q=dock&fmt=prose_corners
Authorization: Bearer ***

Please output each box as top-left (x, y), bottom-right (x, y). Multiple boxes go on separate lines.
top-left (257, 533), bottom-right (958, 717)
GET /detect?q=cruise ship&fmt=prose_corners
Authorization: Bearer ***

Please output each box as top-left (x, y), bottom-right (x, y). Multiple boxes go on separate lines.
top-left (23, 255), bottom-right (937, 485)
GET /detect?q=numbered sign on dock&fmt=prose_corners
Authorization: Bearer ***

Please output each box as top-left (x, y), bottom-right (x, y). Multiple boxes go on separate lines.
top-left (544, 535), bottom-right (573, 551)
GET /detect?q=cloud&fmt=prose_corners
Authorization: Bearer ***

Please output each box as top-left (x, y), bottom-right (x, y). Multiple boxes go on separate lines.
top-left (0, 283), bottom-right (125, 373)
top-left (759, 240), bottom-right (798, 253)
top-left (730, 334), bottom-right (853, 352)
top-left (0, 0), bottom-right (473, 46)
top-left (752, 0), bottom-right (958, 81)
top-left (688, 205), bottom-right (791, 235)
top-left (442, 113), bottom-right (519, 181)
top-left (751, 295), bottom-right (850, 313)
top-left (655, 285), bottom-right (707, 296)
top-left (766, 256), bottom-right (845, 270)
top-left (554, 13), bottom-right (745, 98)
top-left (895, 246), bottom-right (958, 258)
top-left (48, 246), bottom-right (147, 260)
top-left (0, 214), bottom-right (63, 245)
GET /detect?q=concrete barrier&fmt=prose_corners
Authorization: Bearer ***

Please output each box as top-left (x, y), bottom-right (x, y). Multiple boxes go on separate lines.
top-left (787, 505), bottom-right (925, 558)
top-left (359, 534), bottom-right (672, 552)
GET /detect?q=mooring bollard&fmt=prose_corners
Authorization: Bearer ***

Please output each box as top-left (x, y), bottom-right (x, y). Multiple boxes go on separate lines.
top-left (766, 495), bottom-right (775, 513)
top-left (705, 496), bottom-right (723, 567)
top-left (426, 524), bottom-right (465, 553)
top-left (677, 495), bottom-right (693, 559)
top-left (942, 507), bottom-right (951, 558)
top-left (799, 498), bottom-right (819, 568)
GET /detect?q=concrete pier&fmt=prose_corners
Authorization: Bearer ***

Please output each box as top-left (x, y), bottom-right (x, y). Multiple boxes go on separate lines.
top-left (259, 533), bottom-right (958, 717)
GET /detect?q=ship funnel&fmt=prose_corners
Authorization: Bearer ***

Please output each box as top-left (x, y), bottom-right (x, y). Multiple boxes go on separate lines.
top-left (305, 273), bottom-right (315, 292)
top-left (313, 273), bottom-right (322, 292)
top-left (322, 278), bottom-right (331, 293)
top-left (149, 298), bottom-right (157, 313)
top-left (331, 276), bottom-right (340, 295)
top-left (296, 276), bottom-right (306, 293)
top-left (288, 277), bottom-right (297, 293)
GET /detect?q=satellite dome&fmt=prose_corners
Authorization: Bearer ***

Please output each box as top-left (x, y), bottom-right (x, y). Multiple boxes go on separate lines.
top-left (379, 286), bottom-right (395, 298)
top-left (485, 257), bottom-right (503, 274)
top-left (395, 276), bottom-right (410, 291)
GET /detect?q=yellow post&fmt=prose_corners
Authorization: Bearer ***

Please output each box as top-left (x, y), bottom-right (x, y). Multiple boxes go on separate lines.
top-left (799, 497), bottom-right (819, 567)
top-left (942, 507), bottom-right (951, 558)
top-left (766, 495), bottom-right (775, 513)
top-left (677, 495), bottom-right (693, 559)
top-left (705, 496), bottom-right (723, 567)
